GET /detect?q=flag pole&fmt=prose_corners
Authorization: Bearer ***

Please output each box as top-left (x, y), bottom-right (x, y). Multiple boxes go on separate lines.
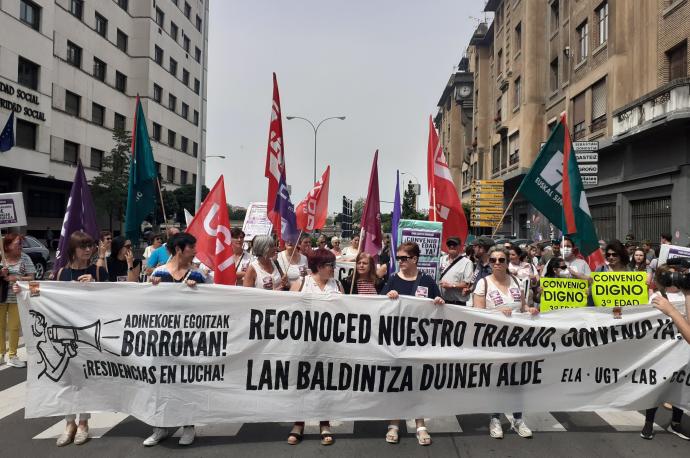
top-left (157, 178), bottom-right (168, 231)
top-left (431, 188), bottom-right (437, 221)
top-left (491, 189), bottom-right (520, 237)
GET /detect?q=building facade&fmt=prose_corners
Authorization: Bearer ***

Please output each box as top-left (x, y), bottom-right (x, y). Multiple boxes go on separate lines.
top-left (440, 0), bottom-right (690, 244)
top-left (0, 0), bottom-right (209, 237)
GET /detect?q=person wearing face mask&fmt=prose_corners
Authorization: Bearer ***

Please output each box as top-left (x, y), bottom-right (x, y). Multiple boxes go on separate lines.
top-left (559, 237), bottom-right (591, 280)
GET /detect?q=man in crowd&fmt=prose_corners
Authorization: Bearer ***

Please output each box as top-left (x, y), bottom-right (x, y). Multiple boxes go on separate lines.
top-left (648, 232), bottom-right (673, 284)
top-left (439, 237), bottom-right (474, 305)
top-left (470, 237), bottom-right (494, 286)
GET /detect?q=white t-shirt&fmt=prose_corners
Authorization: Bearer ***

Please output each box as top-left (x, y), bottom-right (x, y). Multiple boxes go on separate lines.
top-left (276, 251), bottom-right (308, 283)
top-left (251, 260), bottom-right (282, 290)
top-left (300, 275), bottom-right (342, 294)
top-left (473, 276), bottom-right (523, 310)
top-left (232, 251), bottom-right (251, 273)
top-left (563, 258), bottom-right (591, 278)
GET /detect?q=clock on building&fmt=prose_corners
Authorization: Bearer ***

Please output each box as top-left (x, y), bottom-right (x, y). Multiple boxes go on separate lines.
top-left (458, 85), bottom-right (472, 97)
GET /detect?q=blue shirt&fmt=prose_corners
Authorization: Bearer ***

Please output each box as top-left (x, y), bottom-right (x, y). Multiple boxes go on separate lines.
top-left (146, 245), bottom-right (171, 268)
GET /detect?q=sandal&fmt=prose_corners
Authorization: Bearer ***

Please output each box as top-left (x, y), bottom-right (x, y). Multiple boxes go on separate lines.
top-left (385, 424), bottom-right (399, 444)
top-left (320, 427), bottom-right (334, 446)
top-left (287, 425), bottom-right (303, 445)
top-left (416, 426), bottom-right (432, 446)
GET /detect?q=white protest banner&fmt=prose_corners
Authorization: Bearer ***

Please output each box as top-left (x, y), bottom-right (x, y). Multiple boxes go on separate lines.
top-left (242, 202), bottom-right (272, 241)
top-left (18, 282), bottom-right (690, 426)
top-left (0, 192), bottom-right (27, 228)
top-left (659, 244), bottom-right (690, 266)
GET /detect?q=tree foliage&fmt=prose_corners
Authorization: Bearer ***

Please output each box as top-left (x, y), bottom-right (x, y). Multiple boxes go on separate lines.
top-left (91, 128), bottom-right (131, 232)
top-left (401, 181), bottom-right (427, 220)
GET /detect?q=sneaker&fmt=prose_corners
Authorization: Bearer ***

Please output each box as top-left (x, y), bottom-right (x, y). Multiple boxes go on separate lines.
top-left (143, 427), bottom-right (171, 447)
top-left (178, 426), bottom-right (195, 446)
top-left (489, 418), bottom-right (503, 439)
top-left (7, 356), bottom-right (26, 368)
top-left (640, 422), bottom-right (654, 440)
top-left (513, 419), bottom-right (533, 438)
top-left (668, 422), bottom-right (690, 440)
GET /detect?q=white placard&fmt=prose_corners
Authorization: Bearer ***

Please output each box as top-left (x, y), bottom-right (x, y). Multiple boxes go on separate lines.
top-left (0, 192), bottom-right (27, 228)
top-left (575, 152), bottom-right (598, 163)
top-left (581, 175), bottom-right (598, 185)
top-left (242, 202), bottom-right (272, 241)
top-left (578, 164), bottom-right (598, 174)
top-left (658, 244), bottom-right (690, 266)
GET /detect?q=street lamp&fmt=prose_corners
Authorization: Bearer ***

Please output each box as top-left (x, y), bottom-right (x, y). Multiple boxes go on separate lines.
top-left (194, 155), bottom-right (227, 211)
top-left (401, 172), bottom-right (421, 211)
top-left (286, 115), bottom-right (346, 184)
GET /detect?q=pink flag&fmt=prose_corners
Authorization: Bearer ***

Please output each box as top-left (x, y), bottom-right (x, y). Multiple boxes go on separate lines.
top-left (296, 166), bottom-right (330, 231)
top-left (359, 151), bottom-right (383, 257)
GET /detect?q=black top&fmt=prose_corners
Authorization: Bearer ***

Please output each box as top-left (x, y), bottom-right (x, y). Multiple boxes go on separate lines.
top-left (381, 272), bottom-right (442, 299)
top-left (106, 257), bottom-right (142, 282)
top-left (57, 265), bottom-right (109, 282)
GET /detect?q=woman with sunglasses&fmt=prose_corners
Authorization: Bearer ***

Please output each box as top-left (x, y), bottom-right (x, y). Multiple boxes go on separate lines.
top-left (288, 248), bottom-right (343, 446)
top-left (99, 236), bottom-right (141, 282)
top-left (597, 240), bottom-right (630, 272)
top-left (381, 241), bottom-right (443, 446)
top-left (629, 247), bottom-right (647, 272)
top-left (472, 246), bottom-right (537, 440)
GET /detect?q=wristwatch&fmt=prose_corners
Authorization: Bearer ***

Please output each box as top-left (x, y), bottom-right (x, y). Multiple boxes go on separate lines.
top-left (128, 265), bottom-right (135, 271)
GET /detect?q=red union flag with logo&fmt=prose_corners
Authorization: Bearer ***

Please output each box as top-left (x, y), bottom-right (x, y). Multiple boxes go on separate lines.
top-left (185, 176), bottom-right (237, 285)
top-left (264, 73), bottom-right (286, 238)
top-left (296, 166), bottom-right (330, 231)
top-left (426, 116), bottom-right (469, 251)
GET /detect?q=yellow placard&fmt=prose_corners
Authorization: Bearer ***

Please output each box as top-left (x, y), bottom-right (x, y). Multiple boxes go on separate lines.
top-left (590, 272), bottom-right (648, 307)
top-left (471, 221), bottom-right (502, 227)
top-left (472, 193), bottom-right (504, 200)
top-left (475, 180), bottom-right (504, 185)
top-left (539, 278), bottom-right (589, 312)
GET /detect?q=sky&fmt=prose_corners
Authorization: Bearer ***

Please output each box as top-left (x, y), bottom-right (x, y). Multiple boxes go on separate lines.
top-left (205, 0), bottom-right (488, 214)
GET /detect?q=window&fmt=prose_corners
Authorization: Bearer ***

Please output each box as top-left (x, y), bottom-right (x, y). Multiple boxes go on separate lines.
top-left (496, 95), bottom-right (502, 122)
top-left (668, 41), bottom-right (688, 81)
top-left (152, 122), bottom-right (162, 141)
top-left (193, 141), bottom-right (198, 157)
top-left (90, 148), bottom-right (104, 170)
top-left (66, 41), bottom-right (82, 67)
top-left (550, 0), bottom-right (559, 33)
top-left (491, 143), bottom-right (500, 174)
top-left (509, 132), bottom-right (519, 166)
top-left (69, 0), bottom-right (83, 20)
top-left (513, 77), bottom-right (521, 108)
top-left (181, 136), bottom-right (188, 153)
top-left (591, 78), bottom-right (607, 132)
top-left (115, 71), bottom-right (127, 92)
top-left (181, 170), bottom-right (188, 185)
top-left (167, 165), bottom-right (175, 183)
top-left (515, 23), bottom-right (522, 52)
top-left (168, 94), bottom-right (177, 112)
top-left (153, 84), bottom-right (162, 102)
top-left (117, 0), bottom-right (128, 12)
top-left (117, 29), bottom-right (128, 52)
top-left (17, 57), bottom-right (40, 90)
top-left (192, 173), bottom-right (196, 185)
top-left (181, 102), bottom-right (189, 119)
top-left (182, 68), bottom-right (190, 85)
top-left (195, 47), bottom-right (201, 63)
top-left (168, 130), bottom-right (176, 147)
top-left (27, 190), bottom-right (66, 218)
top-left (194, 78), bottom-right (200, 94)
top-left (65, 91), bottom-right (80, 116)
top-left (170, 22), bottom-right (178, 41)
top-left (93, 57), bottom-right (106, 81)
top-left (196, 15), bottom-right (202, 31)
top-left (193, 110), bottom-right (199, 125)
top-left (497, 49), bottom-right (503, 75)
top-left (183, 35), bottom-right (190, 53)
top-left (169, 57), bottom-right (178, 76)
top-left (184, 2), bottom-right (191, 19)
top-left (154, 46), bottom-right (163, 65)
top-left (577, 21), bottom-right (588, 62)
top-left (95, 12), bottom-right (108, 37)
top-left (15, 119), bottom-right (37, 150)
top-left (91, 102), bottom-right (105, 126)
top-left (597, 2), bottom-right (608, 45)
top-left (155, 7), bottom-right (165, 27)
top-left (114, 112), bottom-right (126, 131)
top-left (573, 92), bottom-right (586, 140)
top-left (20, 0), bottom-right (41, 31)
top-left (64, 140), bottom-right (79, 165)
top-left (550, 57), bottom-right (559, 92)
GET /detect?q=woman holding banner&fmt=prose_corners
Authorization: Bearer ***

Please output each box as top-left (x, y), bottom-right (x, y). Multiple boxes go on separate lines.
top-left (381, 241), bottom-right (444, 446)
top-left (243, 235), bottom-right (288, 291)
top-left (596, 240), bottom-right (630, 272)
top-left (342, 252), bottom-right (383, 294)
top-left (472, 246), bottom-right (538, 439)
top-left (287, 248), bottom-right (343, 446)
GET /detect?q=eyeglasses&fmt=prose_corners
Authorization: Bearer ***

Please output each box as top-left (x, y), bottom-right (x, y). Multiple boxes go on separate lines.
top-left (396, 255), bottom-right (413, 262)
top-left (447, 243), bottom-right (458, 248)
top-left (319, 262), bottom-right (335, 268)
top-left (489, 257), bottom-right (507, 264)
top-left (605, 252), bottom-right (619, 258)
top-left (557, 265), bottom-right (567, 269)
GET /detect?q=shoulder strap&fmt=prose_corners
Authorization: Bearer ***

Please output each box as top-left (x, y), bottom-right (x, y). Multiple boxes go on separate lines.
top-left (273, 259), bottom-right (285, 277)
top-left (439, 256), bottom-right (464, 280)
top-left (298, 276), bottom-right (306, 292)
top-left (57, 267), bottom-right (64, 281)
top-left (235, 253), bottom-right (245, 269)
top-left (335, 279), bottom-right (343, 293)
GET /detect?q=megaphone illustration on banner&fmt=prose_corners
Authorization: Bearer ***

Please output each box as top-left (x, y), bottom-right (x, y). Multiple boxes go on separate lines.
top-left (47, 321), bottom-right (101, 352)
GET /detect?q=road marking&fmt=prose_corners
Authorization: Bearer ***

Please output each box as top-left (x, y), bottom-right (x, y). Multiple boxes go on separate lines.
top-left (303, 420), bottom-right (354, 435)
top-left (33, 412), bottom-right (130, 439)
top-left (0, 381), bottom-right (26, 420)
top-left (406, 416), bottom-right (462, 433)
top-left (505, 412), bottom-right (566, 432)
top-left (172, 423), bottom-right (243, 437)
top-left (594, 411), bottom-right (662, 432)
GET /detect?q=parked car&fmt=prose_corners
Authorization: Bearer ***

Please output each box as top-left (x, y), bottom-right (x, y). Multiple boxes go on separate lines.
top-left (21, 235), bottom-right (50, 280)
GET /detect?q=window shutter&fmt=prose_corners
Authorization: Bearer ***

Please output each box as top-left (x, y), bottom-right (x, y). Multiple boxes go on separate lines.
top-left (591, 79), bottom-right (607, 120)
top-left (573, 93), bottom-right (585, 125)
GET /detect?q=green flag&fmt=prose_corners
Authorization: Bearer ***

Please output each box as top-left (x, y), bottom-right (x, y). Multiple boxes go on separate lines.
top-left (518, 114), bottom-right (599, 256)
top-left (124, 97), bottom-right (157, 242)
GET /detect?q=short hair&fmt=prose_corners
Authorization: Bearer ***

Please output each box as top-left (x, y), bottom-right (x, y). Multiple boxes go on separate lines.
top-left (641, 239), bottom-right (652, 246)
top-left (655, 263), bottom-right (676, 289)
top-left (488, 246), bottom-right (509, 259)
top-left (397, 241), bottom-right (420, 258)
top-left (331, 236), bottom-right (340, 244)
top-left (68, 231), bottom-right (95, 263)
top-left (149, 232), bottom-right (163, 243)
top-left (299, 233), bottom-right (311, 243)
top-left (2, 232), bottom-right (23, 252)
top-left (661, 233), bottom-right (672, 243)
top-left (508, 245), bottom-right (523, 258)
top-left (562, 236), bottom-right (574, 247)
top-left (231, 227), bottom-right (245, 238)
top-left (605, 239), bottom-right (630, 266)
top-left (251, 235), bottom-right (275, 258)
top-left (166, 233), bottom-right (196, 257)
top-left (307, 248), bottom-right (336, 273)
top-left (99, 230), bottom-right (112, 241)
top-left (354, 251), bottom-right (377, 283)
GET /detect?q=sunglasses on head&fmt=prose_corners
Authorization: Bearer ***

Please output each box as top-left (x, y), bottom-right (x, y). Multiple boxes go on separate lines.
top-left (396, 255), bottom-right (414, 262)
top-left (489, 257), bottom-right (507, 264)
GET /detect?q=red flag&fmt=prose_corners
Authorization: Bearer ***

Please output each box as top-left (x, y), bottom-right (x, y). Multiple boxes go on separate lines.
top-left (359, 151), bottom-right (383, 257)
top-left (426, 116), bottom-right (469, 251)
top-left (186, 176), bottom-right (237, 285)
top-left (587, 249), bottom-right (606, 272)
top-left (265, 73), bottom-right (286, 239)
top-left (296, 166), bottom-right (330, 231)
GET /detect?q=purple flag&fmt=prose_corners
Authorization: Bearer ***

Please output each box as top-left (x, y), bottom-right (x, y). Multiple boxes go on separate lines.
top-left (273, 173), bottom-right (300, 244)
top-left (359, 150), bottom-right (383, 257)
top-left (53, 161), bottom-right (100, 273)
top-left (389, 169), bottom-right (401, 275)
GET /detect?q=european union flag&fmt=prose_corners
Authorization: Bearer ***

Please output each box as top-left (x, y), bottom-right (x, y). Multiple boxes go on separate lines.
top-left (0, 112), bottom-right (14, 153)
